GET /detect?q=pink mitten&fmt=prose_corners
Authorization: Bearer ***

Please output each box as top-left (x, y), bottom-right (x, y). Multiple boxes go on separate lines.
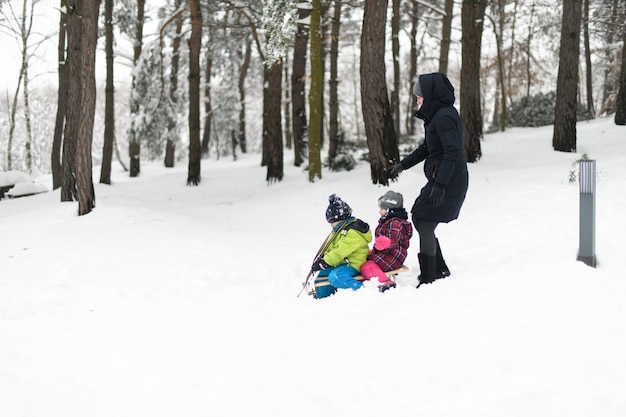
top-left (374, 235), bottom-right (391, 250)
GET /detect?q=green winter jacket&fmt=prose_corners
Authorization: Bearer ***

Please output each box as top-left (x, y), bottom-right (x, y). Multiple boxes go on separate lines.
top-left (322, 218), bottom-right (372, 271)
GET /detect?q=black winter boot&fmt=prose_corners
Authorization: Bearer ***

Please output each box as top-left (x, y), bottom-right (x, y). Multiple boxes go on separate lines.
top-left (435, 238), bottom-right (451, 278)
top-left (417, 253), bottom-right (438, 288)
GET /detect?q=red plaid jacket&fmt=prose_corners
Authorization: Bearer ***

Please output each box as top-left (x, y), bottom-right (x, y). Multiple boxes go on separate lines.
top-left (367, 211), bottom-right (412, 271)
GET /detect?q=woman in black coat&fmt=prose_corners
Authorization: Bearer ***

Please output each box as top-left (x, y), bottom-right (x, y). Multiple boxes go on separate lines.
top-left (387, 72), bottom-right (469, 287)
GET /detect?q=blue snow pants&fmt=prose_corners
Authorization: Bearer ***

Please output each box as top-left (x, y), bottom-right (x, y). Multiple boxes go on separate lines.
top-left (314, 264), bottom-right (362, 299)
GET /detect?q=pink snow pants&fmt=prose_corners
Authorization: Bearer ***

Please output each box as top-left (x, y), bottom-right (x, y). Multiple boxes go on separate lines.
top-left (360, 260), bottom-right (392, 283)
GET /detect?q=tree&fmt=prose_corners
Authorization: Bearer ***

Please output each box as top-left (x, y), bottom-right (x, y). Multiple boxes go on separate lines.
top-left (187, 0), bottom-right (202, 185)
top-left (263, 59), bottom-right (284, 182)
top-left (201, 44), bottom-right (212, 157)
top-left (19, 0), bottom-right (33, 173)
top-left (487, 0), bottom-right (507, 132)
top-left (390, 0), bottom-right (400, 136)
top-left (129, 0), bottom-right (145, 177)
top-left (523, 0), bottom-right (536, 97)
top-left (597, 0), bottom-right (624, 114)
top-left (283, 53), bottom-right (291, 155)
top-left (553, 0), bottom-right (582, 153)
top-left (308, 0), bottom-right (323, 182)
top-left (63, 0), bottom-right (100, 215)
top-left (61, 10), bottom-right (78, 203)
top-left (164, 0), bottom-right (184, 167)
top-left (218, 0), bottom-right (292, 181)
top-left (292, 3), bottom-right (310, 167)
top-left (51, 0), bottom-right (66, 189)
top-left (127, 42), bottom-right (170, 161)
top-left (237, 39), bottom-right (251, 154)
top-left (261, 0), bottom-right (294, 183)
top-left (76, 0), bottom-right (99, 214)
top-left (100, 0), bottom-right (115, 184)
top-left (361, 0), bottom-right (398, 185)
top-left (439, 0), bottom-right (454, 74)
top-left (407, 0), bottom-right (419, 136)
top-left (328, 0), bottom-right (342, 167)
top-left (582, 0), bottom-right (594, 116)
top-left (615, 19), bottom-right (626, 125)
top-left (262, 0), bottom-right (296, 184)
top-left (1, 0), bottom-right (40, 173)
top-left (460, 0), bottom-right (488, 163)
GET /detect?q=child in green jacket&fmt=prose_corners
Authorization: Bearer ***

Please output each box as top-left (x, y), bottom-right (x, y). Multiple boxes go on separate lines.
top-left (312, 194), bottom-right (372, 298)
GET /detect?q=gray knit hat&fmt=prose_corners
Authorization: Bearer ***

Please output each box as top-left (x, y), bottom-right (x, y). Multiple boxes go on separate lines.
top-left (378, 190), bottom-right (403, 210)
top-left (413, 79), bottom-right (423, 97)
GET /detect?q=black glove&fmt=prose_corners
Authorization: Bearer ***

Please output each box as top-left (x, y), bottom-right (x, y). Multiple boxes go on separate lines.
top-left (429, 183), bottom-right (446, 207)
top-left (311, 258), bottom-right (331, 272)
top-left (386, 163), bottom-right (404, 178)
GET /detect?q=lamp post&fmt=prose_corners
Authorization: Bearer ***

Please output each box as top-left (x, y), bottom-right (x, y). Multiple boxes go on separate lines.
top-left (577, 159), bottom-right (596, 267)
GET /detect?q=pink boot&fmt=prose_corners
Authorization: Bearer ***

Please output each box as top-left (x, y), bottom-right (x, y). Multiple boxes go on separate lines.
top-left (360, 260), bottom-right (387, 281)
top-left (360, 261), bottom-right (396, 292)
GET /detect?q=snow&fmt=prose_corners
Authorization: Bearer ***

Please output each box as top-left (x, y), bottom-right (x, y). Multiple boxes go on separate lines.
top-left (0, 170), bottom-right (48, 199)
top-left (0, 170), bottom-right (33, 187)
top-left (4, 182), bottom-right (49, 198)
top-left (1, 116), bottom-right (626, 416)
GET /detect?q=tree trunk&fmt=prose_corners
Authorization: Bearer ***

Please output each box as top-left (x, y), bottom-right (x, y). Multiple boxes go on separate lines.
top-left (187, 0), bottom-right (202, 185)
top-left (61, 0), bottom-right (99, 212)
top-left (283, 56), bottom-right (292, 151)
top-left (390, 0), bottom-right (400, 137)
top-left (62, 1), bottom-right (82, 202)
top-left (308, 0), bottom-right (323, 182)
top-left (264, 60), bottom-right (284, 183)
top-left (319, 2), bottom-right (329, 150)
top-left (51, 2), bottom-right (66, 190)
top-left (238, 39), bottom-right (251, 154)
top-left (553, 0), bottom-right (582, 152)
top-left (361, 0), bottom-right (398, 185)
top-left (292, 4), bottom-right (310, 167)
top-left (525, 1), bottom-right (536, 97)
top-left (439, 0), bottom-right (454, 74)
top-left (129, 0), bottom-right (145, 178)
top-left (497, 1), bottom-right (507, 130)
top-left (506, 0), bottom-right (519, 100)
top-left (16, 0), bottom-right (35, 174)
top-left (582, 0), bottom-right (594, 116)
top-left (100, 0), bottom-right (114, 184)
top-left (615, 20), bottom-right (626, 125)
top-left (460, 0), bottom-right (487, 163)
top-left (76, 0), bottom-right (100, 215)
top-left (231, 130), bottom-right (238, 161)
top-left (601, 0), bottom-right (620, 112)
top-left (407, 0), bottom-right (418, 135)
top-left (6, 0), bottom-right (32, 172)
top-left (201, 53), bottom-right (212, 156)
top-left (328, 0), bottom-right (342, 167)
top-left (164, 0), bottom-right (183, 168)
top-left (7, 55), bottom-right (24, 172)
top-left (488, 2), bottom-right (507, 132)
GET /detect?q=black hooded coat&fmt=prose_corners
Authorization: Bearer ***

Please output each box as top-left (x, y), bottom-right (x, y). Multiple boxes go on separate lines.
top-left (400, 72), bottom-right (469, 223)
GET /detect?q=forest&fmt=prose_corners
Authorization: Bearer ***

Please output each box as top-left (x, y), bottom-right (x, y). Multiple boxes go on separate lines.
top-left (1, 0), bottom-right (625, 215)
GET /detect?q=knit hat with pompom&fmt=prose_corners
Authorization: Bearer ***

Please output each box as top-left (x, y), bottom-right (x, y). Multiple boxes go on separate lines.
top-left (325, 194), bottom-right (352, 223)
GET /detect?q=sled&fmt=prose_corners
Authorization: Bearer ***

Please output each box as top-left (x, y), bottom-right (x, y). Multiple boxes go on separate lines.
top-left (313, 265), bottom-right (409, 288)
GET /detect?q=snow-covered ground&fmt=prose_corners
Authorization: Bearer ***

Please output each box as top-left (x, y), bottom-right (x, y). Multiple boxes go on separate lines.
top-left (1, 117), bottom-right (625, 416)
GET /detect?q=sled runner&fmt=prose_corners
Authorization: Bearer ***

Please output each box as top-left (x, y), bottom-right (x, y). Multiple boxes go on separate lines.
top-left (313, 265), bottom-right (409, 289)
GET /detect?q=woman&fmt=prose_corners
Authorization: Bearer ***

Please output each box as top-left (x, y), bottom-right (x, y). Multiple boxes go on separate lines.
top-left (387, 72), bottom-right (469, 287)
